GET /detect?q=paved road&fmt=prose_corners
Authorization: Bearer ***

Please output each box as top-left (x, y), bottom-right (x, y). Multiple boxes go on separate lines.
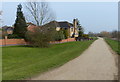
top-left (31, 38), bottom-right (118, 80)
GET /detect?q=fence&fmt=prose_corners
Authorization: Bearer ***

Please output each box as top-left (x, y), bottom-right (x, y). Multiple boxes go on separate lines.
top-left (0, 38), bottom-right (75, 46)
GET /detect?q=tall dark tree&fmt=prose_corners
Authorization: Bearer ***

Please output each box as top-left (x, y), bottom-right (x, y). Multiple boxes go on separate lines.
top-left (77, 19), bottom-right (84, 37)
top-left (13, 4), bottom-right (27, 38)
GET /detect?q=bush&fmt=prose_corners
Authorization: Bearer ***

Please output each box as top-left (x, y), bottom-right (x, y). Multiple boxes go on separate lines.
top-left (7, 34), bottom-right (23, 39)
top-left (25, 27), bottom-right (56, 48)
top-left (63, 29), bottom-right (68, 39)
top-left (78, 31), bottom-right (83, 37)
top-left (54, 30), bottom-right (65, 41)
top-left (82, 34), bottom-right (89, 38)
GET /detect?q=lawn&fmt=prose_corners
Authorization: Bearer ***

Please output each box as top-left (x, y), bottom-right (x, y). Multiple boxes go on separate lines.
top-left (2, 39), bottom-right (96, 80)
top-left (105, 38), bottom-right (120, 55)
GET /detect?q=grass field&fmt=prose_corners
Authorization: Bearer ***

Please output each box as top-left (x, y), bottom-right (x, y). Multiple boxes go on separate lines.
top-left (3, 39), bottom-right (96, 80)
top-left (105, 38), bottom-right (120, 55)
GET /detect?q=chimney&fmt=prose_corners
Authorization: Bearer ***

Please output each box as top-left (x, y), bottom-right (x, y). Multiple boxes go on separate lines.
top-left (73, 19), bottom-right (77, 37)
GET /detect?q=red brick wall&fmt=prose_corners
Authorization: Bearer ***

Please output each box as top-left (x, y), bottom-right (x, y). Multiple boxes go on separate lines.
top-left (50, 38), bottom-right (75, 44)
top-left (0, 39), bottom-right (26, 45)
top-left (0, 38), bottom-right (75, 46)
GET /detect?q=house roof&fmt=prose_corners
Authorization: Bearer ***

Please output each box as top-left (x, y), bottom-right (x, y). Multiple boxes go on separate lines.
top-left (42, 21), bottom-right (73, 29)
top-left (27, 24), bottom-right (38, 31)
top-left (58, 21), bottom-right (70, 28)
top-left (27, 22), bottom-right (36, 26)
top-left (2, 26), bottom-right (14, 31)
top-left (43, 21), bottom-right (59, 28)
top-left (68, 23), bottom-right (73, 27)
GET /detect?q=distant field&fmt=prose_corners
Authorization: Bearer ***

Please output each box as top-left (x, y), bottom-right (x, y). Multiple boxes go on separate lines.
top-left (105, 38), bottom-right (120, 55)
top-left (2, 39), bottom-right (96, 80)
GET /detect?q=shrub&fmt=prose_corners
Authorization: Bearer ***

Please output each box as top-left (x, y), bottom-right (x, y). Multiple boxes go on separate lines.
top-left (54, 30), bottom-right (65, 41)
top-left (78, 31), bottom-right (83, 37)
top-left (7, 34), bottom-right (23, 39)
top-left (25, 27), bottom-right (56, 48)
top-left (82, 34), bottom-right (89, 38)
top-left (62, 29), bottom-right (68, 39)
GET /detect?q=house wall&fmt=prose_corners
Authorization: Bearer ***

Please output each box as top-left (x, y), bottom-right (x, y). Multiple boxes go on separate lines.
top-left (70, 27), bottom-right (74, 37)
top-left (56, 27), bottom-right (60, 31)
top-left (69, 27), bottom-right (78, 37)
top-left (75, 28), bottom-right (78, 37)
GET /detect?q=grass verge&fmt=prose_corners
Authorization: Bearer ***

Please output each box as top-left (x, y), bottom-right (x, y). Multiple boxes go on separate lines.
top-left (2, 39), bottom-right (96, 80)
top-left (105, 38), bottom-right (120, 55)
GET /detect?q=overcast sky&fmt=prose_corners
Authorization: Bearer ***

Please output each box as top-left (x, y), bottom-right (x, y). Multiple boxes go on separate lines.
top-left (2, 2), bottom-right (118, 33)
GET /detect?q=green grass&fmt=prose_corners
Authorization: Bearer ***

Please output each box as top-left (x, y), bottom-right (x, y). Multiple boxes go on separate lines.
top-left (2, 39), bottom-right (96, 80)
top-left (105, 38), bottom-right (120, 55)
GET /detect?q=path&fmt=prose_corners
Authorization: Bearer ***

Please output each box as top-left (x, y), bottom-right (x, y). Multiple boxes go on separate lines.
top-left (30, 38), bottom-right (118, 80)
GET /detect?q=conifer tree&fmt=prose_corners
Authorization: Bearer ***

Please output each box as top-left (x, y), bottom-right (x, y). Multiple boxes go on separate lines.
top-left (77, 19), bottom-right (84, 37)
top-left (13, 4), bottom-right (27, 38)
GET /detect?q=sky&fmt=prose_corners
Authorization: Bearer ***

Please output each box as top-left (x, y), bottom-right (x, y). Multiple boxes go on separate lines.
top-left (1, 2), bottom-right (118, 33)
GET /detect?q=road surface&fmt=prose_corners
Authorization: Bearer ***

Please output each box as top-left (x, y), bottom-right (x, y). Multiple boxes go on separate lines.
top-left (30, 38), bottom-right (118, 80)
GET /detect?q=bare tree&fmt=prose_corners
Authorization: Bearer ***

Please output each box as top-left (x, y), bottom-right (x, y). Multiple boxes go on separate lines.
top-left (0, 11), bottom-right (3, 27)
top-left (0, 11), bottom-right (2, 21)
top-left (25, 2), bottom-right (55, 26)
top-left (0, 11), bottom-right (2, 15)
